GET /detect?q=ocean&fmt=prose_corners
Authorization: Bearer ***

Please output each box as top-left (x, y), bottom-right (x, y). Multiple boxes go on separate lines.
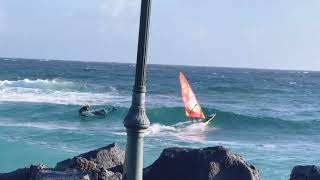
top-left (0, 58), bottom-right (319, 180)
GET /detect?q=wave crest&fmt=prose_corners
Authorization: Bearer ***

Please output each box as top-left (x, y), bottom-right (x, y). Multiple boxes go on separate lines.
top-left (144, 107), bottom-right (320, 134)
top-left (0, 79), bottom-right (130, 105)
top-left (0, 79), bottom-right (74, 90)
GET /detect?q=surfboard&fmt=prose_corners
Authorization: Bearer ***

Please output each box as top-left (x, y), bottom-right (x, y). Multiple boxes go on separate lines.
top-left (92, 107), bottom-right (116, 117)
top-left (81, 106), bottom-right (116, 118)
top-left (203, 113), bottom-right (216, 124)
top-left (179, 72), bottom-right (216, 124)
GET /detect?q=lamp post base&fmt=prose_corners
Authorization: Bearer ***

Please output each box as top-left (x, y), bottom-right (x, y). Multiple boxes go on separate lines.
top-left (123, 129), bottom-right (146, 180)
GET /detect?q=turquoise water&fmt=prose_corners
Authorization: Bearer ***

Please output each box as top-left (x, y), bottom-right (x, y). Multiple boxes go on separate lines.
top-left (0, 58), bottom-right (319, 179)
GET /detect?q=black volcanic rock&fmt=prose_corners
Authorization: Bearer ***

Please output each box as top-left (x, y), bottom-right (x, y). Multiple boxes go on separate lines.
top-left (54, 143), bottom-right (125, 179)
top-left (0, 168), bottom-right (30, 180)
top-left (289, 165), bottom-right (320, 180)
top-left (0, 144), bottom-right (261, 180)
top-left (143, 146), bottom-right (260, 180)
top-left (0, 164), bottom-right (48, 180)
top-left (0, 143), bottom-right (124, 180)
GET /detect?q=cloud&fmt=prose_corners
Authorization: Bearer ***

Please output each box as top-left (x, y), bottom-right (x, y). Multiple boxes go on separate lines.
top-left (101, 0), bottom-right (140, 20)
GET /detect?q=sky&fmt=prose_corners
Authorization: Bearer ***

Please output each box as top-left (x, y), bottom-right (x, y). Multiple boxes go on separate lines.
top-left (0, 0), bottom-right (320, 70)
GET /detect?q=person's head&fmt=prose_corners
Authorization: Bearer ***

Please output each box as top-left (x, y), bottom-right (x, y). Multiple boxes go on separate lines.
top-left (82, 104), bottom-right (90, 110)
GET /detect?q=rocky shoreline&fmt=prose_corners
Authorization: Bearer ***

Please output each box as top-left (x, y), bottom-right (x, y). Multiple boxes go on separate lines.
top-left (0, 143), bottom-right (318, 180)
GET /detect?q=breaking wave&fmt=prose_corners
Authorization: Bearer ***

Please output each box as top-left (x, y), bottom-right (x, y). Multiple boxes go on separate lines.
top-left (0, 79), bottom-right (130, 105)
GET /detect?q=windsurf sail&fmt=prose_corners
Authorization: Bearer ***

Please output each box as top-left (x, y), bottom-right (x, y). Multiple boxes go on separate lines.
top-left (179, 72), bottom-right (205, 119)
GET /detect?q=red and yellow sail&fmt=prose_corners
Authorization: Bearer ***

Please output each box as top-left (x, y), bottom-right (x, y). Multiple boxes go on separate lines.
top-left (179, 72), bottom-right (205, 119)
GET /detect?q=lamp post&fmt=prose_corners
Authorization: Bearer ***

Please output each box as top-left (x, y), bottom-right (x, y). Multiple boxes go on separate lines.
top-left (123, 0), bottom-right (152, 180)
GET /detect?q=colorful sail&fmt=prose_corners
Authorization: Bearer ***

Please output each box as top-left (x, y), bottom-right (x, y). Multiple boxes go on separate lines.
top-left (179, 72), bottom-right (205, 119)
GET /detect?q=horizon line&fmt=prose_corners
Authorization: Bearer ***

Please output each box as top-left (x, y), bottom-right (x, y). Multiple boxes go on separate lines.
top-left (0, 56), bottom-right (319, 73)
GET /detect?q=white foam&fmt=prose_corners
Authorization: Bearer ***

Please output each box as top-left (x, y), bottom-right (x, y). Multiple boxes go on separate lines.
top-left (0, 79), bottom-right (130, 105)
top-left (111, 122), bottom-right (212, 143)
top-left (173, 122), bottom-right (212, 142)
top-left (112, 132), bottom-right (127, 136)
top-left (0, 79), bottom-right (74, 90)
top-left (257, 144), bottom-right (276, 149)
top-left (2, 58), bottom-right (16, 61)
top-left (0, 89), bottom-right (129, 105)
top-left (145, 123), bottom-right (176, 136)
top-left (144, 122), bottom-right (213, 142)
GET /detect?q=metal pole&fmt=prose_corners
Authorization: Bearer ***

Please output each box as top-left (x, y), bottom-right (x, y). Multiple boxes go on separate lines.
top-left (123, 0), bottom-right (151, 180)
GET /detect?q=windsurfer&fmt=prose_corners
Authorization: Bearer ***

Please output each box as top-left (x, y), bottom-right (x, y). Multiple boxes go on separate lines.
top-left (179, 72), bottom-right (215, 124)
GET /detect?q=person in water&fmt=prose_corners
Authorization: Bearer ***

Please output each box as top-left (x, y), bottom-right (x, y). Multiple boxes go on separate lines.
top-left (79, 104), bottom-right (90, 117)
top-left (79, 104), bottom-right (117, 117)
